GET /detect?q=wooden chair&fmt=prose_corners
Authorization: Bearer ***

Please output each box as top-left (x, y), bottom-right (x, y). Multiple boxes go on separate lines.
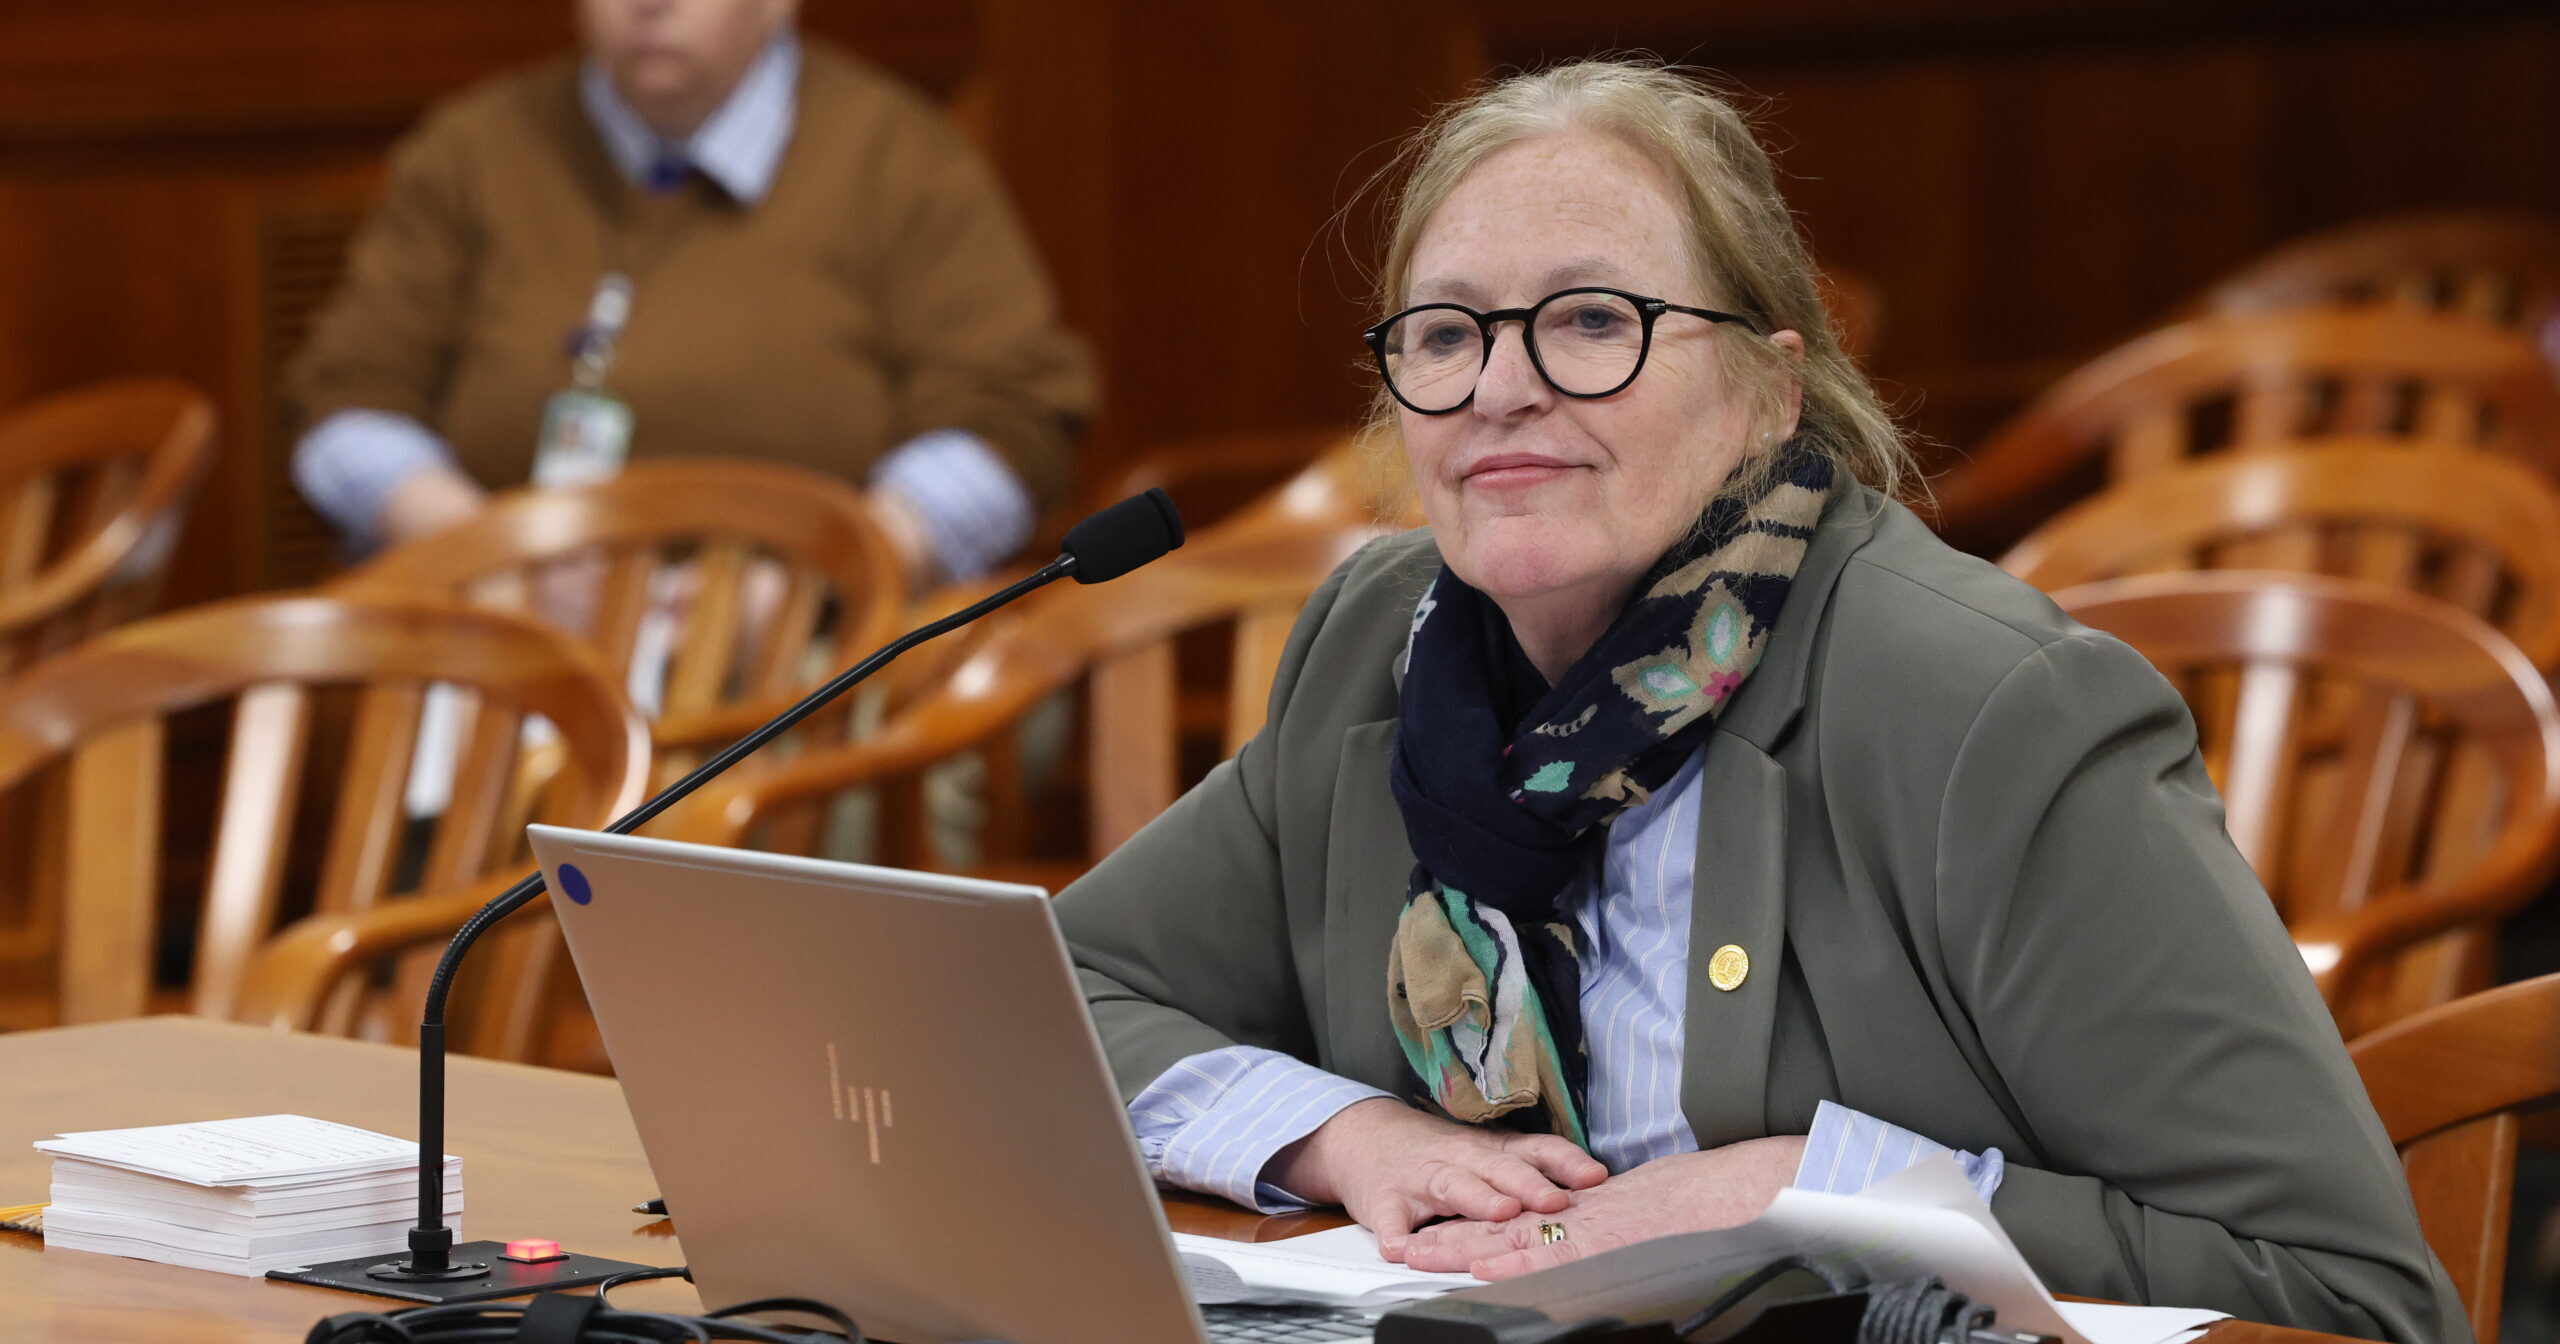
top-left (2349, 971), bottom-right (2560, 1344)
top-left (2002, 444), bottom-right (2560, 672)
top-left (1223, 434), bottom-right (1423, 536)
top-left (334, 458), bottom-right (905, 780)
top-left (667, 518), bottom-right (1392, 879)
top-left (1093, 428), bottom-right (1362, 538)
top-left (2198, 210), bottom-right (2560, 340)
top-left (0, 377), bottom-right (216, 677)
top-left (0, 593), bottom-right (647, 1059)
top-left (1930, 309), bottom-right (2560, 552)
top-left (2053, 573), bottom-right (2560, 1034)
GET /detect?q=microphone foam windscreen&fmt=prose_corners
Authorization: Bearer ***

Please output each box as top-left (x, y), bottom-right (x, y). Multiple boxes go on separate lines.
top-left (1062, 488), bottom-right (1186, 584)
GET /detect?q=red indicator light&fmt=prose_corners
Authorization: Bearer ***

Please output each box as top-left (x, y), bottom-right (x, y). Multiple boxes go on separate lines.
top-left (500, 1238), bottom-right (567, 1263)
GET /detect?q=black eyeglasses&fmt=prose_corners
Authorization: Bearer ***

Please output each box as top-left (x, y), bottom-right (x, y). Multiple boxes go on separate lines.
top-left (1363, 286), bottom-right (1762, 415)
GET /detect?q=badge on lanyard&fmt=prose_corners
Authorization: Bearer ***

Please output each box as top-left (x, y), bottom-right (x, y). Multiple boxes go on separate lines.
top-left (533, 272), bottom-right (636, 488)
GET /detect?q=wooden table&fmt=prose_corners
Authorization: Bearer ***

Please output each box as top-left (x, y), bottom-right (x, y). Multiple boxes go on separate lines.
top-left (0, 1018), bottom-right (2363, 1343)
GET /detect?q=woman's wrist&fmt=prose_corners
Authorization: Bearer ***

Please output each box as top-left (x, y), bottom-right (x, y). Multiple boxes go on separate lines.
top-left (1264, 1096), bottom-right (1402, 1204)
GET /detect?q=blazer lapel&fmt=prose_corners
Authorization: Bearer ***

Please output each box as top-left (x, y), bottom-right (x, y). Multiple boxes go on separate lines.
top-left (1322, 718), bottom-right (1417, 1092)
top-left (1678, 729), bottom-right (1790, 1147)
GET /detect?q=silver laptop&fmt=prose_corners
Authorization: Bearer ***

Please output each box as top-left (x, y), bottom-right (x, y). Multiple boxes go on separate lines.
top-left (527, 826), bottom-right (1375, 1344)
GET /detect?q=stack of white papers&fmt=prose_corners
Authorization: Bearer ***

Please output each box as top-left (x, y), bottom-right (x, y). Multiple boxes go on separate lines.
top-left (35, 1114), bottom-right (461, 1278)
top-left (1174, 1224), bottom-right (1480, 1309)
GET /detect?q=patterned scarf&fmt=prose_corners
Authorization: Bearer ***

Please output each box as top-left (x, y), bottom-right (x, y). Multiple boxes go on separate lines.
top-left (1385, 444), bottom-right (1835, 1147)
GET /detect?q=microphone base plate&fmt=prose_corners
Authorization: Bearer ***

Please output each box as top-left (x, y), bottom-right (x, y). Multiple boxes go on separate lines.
top-left (267, 1240), bottom-right (659, 1304)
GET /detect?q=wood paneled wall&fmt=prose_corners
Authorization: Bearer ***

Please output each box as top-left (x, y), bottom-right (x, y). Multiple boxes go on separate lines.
top-left (1472, 0), bottom-right (2560, 468)
top-left (0, 0), bottom-right (2553, 605)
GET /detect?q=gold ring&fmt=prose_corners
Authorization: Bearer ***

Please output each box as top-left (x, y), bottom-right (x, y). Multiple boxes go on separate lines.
top-left (1538, 1221), bottom-right (1567, 1245)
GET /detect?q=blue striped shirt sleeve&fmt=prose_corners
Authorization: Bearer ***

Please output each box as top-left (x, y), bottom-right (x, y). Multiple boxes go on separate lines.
top-left (1794, 1099), bottom-right (2006, 1204)
top-left (867, 429), bottom-right (1036, 582)
top-left (291, 408), bottom-right (457, 546)
top-left (1127, 1046), bottom-right (1391, 1213)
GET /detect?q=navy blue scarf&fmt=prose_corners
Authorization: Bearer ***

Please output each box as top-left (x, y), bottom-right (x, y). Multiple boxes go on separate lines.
top-left (1384, 446), bottom-right (1835, 1145)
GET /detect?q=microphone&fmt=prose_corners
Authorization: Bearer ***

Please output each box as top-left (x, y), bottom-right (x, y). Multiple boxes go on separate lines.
top-left (1062, 486), bottom-right (1184, 584)
top-left (272, 490), bottom-right (1185, 1303)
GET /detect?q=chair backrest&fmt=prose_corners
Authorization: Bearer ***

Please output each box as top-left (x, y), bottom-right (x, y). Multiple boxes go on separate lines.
top-left (0, 378), bottom-right (216, 677)
top-left (1932, 309), bottom-right (2560, 547)
top-left (1096, 427), bottom-right (1359, 537)
top-left (2200, 210), bottom-right (2560, 338)
top-left (1222, 434), bottom-right (1425, 537)
top-left (2003, 444), bottom-right (2560, 672)
top-left (676, 518), bottom-right (1391, 865)
top-left (1078, 523), bottom-right (1394, 853)
top-left (0, 593), bottom-right (647, 1034)
top-left (336, 459), bottom-right (905, 772)
top-left (2349, 972), bottom-right (2560, 1344)
top-left (2053, 573), bottom-right (2560, 1032)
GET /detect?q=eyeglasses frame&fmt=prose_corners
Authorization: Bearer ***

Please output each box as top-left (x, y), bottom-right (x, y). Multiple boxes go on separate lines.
top-left (1363, 285), bottom-right (1763, 416)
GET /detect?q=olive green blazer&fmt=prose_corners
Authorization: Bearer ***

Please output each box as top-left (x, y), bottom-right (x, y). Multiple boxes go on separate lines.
top-left (1055, 485), bottom-right (2462, 1343)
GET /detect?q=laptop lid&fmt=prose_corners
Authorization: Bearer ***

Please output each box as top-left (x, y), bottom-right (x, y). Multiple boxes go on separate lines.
top-left (527, 826), bottom-right (1208, 1344)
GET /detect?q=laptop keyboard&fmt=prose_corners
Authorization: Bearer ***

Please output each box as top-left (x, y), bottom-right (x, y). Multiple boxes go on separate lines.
top-left (1200, 1304), bottom-right (1375, 1344)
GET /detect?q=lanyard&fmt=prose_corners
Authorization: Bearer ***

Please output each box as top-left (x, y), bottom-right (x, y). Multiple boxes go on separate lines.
top-left (567, 272), bottom-right (635, 391)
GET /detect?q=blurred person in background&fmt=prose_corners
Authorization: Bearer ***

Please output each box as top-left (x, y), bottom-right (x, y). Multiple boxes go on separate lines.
top-left (288, 0), bottom-right (1094, 589)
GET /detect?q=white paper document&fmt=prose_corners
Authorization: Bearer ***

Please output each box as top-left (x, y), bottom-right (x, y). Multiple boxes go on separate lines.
top-left (2054, 1303), bottom-right (2225, 1344)
top-left (1450, 1155), bottom-right (2225, 1344)
top-left (35, 1114), bottom-right (451, 1187)
top-left (1174, 1224), bottom-right (1482, 1309)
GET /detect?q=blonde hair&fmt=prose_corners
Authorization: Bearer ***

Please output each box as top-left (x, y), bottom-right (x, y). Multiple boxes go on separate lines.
top-left (1362, 58), bottom-right (1911, 507)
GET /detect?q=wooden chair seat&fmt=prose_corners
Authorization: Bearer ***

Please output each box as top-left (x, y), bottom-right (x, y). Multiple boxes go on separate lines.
top-left (2349, 971), bottom-right (2560, 1344)
top-left (2055, 572), bottom-right (2560, 1034)
top-left (0, 593), bottom-right (647, 1059)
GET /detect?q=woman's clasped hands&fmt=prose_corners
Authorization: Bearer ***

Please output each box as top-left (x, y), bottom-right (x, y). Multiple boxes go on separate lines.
top-left (1270, 1098), bottom-right (1806, 1281)
top-left (1265, 1098), bottom-right (1604, 1262)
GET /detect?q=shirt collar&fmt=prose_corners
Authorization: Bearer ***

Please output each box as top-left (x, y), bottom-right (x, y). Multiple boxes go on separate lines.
top-left (579, 31), bottom-right (800, 205)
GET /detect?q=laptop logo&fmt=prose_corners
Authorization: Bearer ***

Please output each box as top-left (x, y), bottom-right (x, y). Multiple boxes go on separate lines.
top-left (826, 1042), bottom-right (894, 1164)
top-left (558, 863), bottom-right (593, 905)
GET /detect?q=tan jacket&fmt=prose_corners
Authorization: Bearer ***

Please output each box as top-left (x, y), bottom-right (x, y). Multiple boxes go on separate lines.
top-left (1056, 486), bottom-right (2463, 1343)
top-left (287, 42), bottom-right (1095, 505)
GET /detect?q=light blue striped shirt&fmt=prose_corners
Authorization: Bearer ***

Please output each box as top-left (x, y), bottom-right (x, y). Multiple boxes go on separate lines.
top-left (291, 32), bottom-right (1034, 577)
top-left (1126, 748), bottom-right (2005, 1213)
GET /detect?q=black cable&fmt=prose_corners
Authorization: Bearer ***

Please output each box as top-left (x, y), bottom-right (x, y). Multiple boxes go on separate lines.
top-left (1858, 1275), bottom-right (1998, 1344)
top-left (1672, 1255), bottom-right (1848, 1336)
top-left (1667, 1262), bottom-right (2017, 1344)
top-left (302, 1270), bottom-right (884, 1344)
top-left (704, 1296), bottom-right (865, 1344)
top-left (595, 1264), bottom-right (695, 1307)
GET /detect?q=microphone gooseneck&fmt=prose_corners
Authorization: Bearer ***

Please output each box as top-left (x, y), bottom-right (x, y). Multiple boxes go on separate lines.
top-left (392, 493), bottom-right (1183, 1279)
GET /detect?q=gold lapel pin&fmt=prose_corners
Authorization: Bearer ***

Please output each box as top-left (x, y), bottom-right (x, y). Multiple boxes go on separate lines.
top-left (1708, 943), bottom-right (1749, 991)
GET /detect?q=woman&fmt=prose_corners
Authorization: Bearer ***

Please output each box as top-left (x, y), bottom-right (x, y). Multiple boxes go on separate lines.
top-left (1054, 61), bottom-right (2458, 1342)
